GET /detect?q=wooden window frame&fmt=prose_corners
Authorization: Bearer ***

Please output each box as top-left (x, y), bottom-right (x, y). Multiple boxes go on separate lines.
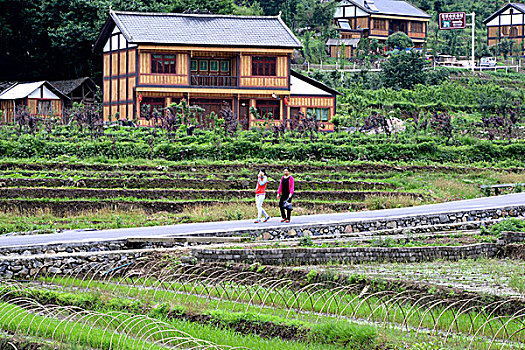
top-left (151, 54), bottom-right (176, 74)
top-left (373, 19), bottom-right (386, 31)
top-left (220, 61), bottom-right (230, 72)
top-left (256, 100), bottom-right (280, 120)
top-left (210, 60), bottom-right (219, 72)
top-left (37, 100), bottom-right (53, 115)
top-left (412, 22), bottom-right (424, 33)
top-left (190, 60), bottom-right (198, 72)
top-left (142, 97), bottom-right (165, 117)
top-left (251, 56), bottom-right (277, 77)
top-left (307, 107), bottom-right (329, 122)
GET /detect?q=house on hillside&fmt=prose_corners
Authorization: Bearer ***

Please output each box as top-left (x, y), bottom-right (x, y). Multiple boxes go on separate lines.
top-left (328, 0), bottom-right (431, 57)
top-left (483, 3), bottom-right (525, 56)
top-left (0, 81), bottom-right (69, 123)
top-left (50, 77), bottom-right (98, 108)
top-left (93, 10), bottom-right (340, 130)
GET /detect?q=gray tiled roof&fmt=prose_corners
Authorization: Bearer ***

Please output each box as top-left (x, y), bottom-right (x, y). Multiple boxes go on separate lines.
top-left (510, 3), bottom-right (525, 12)
top-left (326, 38), bottom-right (360, 47)
top-left (111, 11), bottom-right (302, 48)
top-left (50, 77), bottom-right (91, 95)
top-left (344, 0), bottom-right (431, 18)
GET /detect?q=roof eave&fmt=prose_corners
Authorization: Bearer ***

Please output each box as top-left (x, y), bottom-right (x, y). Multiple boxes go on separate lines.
top-left (276, 14), bottom-right (303, 48)
top-left (370, 12), bottom-right (431, 19)
top-left (483, 3), bottom-right (524, 24)
top-left (291, 70), bottom-right (342, 96)
top-left (131, 41), bottom-right (302, 49)
top-left (92, 16), bottom-right (116, 53)
top-left (43, 81), bottom-right (71, 101)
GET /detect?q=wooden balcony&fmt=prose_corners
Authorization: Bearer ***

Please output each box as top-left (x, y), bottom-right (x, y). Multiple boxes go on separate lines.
top-left (190, 75), bottom-right (238, 87)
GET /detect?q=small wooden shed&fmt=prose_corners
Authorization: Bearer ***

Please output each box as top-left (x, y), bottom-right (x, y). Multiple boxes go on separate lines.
top-left (50, 77), bottom-right (98, 108)
top-left (0, 81), bottom-right (70, 123)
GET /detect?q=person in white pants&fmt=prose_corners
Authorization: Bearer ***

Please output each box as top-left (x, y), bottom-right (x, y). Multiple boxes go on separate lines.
top-left (254, 169), bottom-right (270, 223)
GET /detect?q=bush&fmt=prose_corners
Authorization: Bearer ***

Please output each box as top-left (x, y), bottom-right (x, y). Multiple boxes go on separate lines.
top-left (482, 218), bottom-right (525, 236)
top-left (425, 68), bottom-right (450, 85)
top-left (381, 51), bottom-right (426, 90)
top-left (385, 32), bottom-right (414, 50)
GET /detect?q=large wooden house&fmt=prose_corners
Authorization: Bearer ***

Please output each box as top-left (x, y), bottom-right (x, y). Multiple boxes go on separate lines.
top-left (0, 81), bottom-right (69, 123)
top-left (328, 0), bottom-right (431, 57)
top-left (484, 3), bottom-right (525, 56)
top-left (93, 11), bottom-right (340, 130)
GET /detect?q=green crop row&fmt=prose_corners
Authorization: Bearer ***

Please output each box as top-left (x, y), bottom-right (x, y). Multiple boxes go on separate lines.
top-left (1, 138), bottom-right (524, 164)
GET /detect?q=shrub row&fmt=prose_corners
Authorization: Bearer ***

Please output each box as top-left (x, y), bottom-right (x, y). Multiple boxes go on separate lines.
top-left (0, 139), bottom-right (524, 163)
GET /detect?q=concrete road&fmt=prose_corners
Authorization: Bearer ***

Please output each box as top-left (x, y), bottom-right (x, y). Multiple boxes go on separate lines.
top-left (0, 193), bottom-right (524, 248)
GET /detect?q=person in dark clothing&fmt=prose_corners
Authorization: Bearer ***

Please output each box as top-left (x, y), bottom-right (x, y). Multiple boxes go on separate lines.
top-left (277, 168), bottom-right (294, 223)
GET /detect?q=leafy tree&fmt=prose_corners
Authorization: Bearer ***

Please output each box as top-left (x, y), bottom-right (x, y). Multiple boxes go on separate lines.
top-left (381, 51), bottom-right (426, 90)
top-left (385, 32), bottom-right (414, 50)
top-left (430, 112), bottom-right (454, 144)
top-left (497, 38), bottom-right (514, 59)
top-left (233, 1), bottom-right (264, 15)
top-left (295, 0), bottom-right (336, 31)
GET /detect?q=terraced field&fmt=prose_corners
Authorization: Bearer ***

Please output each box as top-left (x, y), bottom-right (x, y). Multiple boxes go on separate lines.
top-left (0, 161), bottom-right (523, 235)
top-left (1, 258), bottom-right (524, 350)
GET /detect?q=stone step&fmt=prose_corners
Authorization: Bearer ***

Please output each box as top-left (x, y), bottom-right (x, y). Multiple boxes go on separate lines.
top-left (127, 236), bottom-right (250, 244)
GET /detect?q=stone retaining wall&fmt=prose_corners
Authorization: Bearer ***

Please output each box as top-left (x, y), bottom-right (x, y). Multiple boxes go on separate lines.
top-left (0, 248), bottom-right (168, 279)
top-left (0, 239), bottom-right (189, 257)
top-left (193, 243), bottom-right (500, 265)
top-left (242, 205), bottom-right (525, 240)
top-left (192, 232), bottom-right (525, 265)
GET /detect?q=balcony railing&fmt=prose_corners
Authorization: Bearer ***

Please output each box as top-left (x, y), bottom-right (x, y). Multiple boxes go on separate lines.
top-left (191, 75), bottom-right (237, 87)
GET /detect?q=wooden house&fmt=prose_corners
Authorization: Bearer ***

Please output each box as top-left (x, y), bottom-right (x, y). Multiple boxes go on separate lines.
top-left (93, 10), bottom-right (340, 129)
top-left (0, 81), bottom-right (69, 123)
top-left (328, 0), bottom-right (431, 57)
top-left (50, 77), bottom-right (98, 108)
top-left (289, 70), bottom-right (342, 131)
top-left (484, 3), bottom-right (525, 56)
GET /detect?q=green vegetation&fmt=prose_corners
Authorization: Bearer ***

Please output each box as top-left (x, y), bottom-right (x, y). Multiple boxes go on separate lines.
top-left (0, 159), bottom-right (521, 235)
top-left (481, 218), bottom-right (525, 236)
top-left (3, 264), bottom-right (524, 349)
top-left (308, 321), bottom-right (377, 349)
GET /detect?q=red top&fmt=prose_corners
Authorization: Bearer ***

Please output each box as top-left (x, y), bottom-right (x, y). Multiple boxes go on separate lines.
top-left (255, 176), bottom-right (268, 195)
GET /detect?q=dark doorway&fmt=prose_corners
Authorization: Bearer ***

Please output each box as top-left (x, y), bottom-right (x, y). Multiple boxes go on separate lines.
top-left (239, 99), bottom-right (250, 130)
top-left (389, 20), bottom-right (407, 35)
top-left (191, 98), bottom-right (233, 127)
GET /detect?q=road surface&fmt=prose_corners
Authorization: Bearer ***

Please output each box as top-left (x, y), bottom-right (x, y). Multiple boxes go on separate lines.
top-left (0, 193), bottom-right (524, 248)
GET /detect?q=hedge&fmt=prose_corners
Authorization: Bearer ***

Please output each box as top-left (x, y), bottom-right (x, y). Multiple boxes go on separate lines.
top-left (1, 139), bottom-right (524, 164)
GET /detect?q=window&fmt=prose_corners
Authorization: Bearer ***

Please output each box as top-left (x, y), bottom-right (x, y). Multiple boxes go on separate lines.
top-left (199, 60), bottom-right (208, 72)
top-left (373, 19), bottom-right (386, 30)
top-left (252, 56), bottom-right (276, 76)
top-left (190, 60), bottom-right (198, 72)
top-left (501, 26), bottom-right (509, 35)
top-left (220, 61), bottom-right (230, 73)
top-left (141, 98), bottom-right (164, 117)
top-left (151, 54), bottom-right (176, 74)
top-left (510, 26), bottom-right (519, 37)
top-left (38, 100), bottom-right (52, 115)
top-left (307, 108), bottom-right (329, 122)
top-left (412, 22), bottom-right (424, 33)
top-left (210, 60), bottom-right (219, 72)
top-left (256, 100), bottom-right (280, 120)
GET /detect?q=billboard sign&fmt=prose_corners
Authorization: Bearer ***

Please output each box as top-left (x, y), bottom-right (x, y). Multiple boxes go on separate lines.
top-left (439, 12), bottom-right (467, 30)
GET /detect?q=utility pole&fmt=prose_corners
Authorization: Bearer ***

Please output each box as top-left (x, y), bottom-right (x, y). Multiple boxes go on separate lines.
top-left (469, 12), bottom-right (476, 71)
